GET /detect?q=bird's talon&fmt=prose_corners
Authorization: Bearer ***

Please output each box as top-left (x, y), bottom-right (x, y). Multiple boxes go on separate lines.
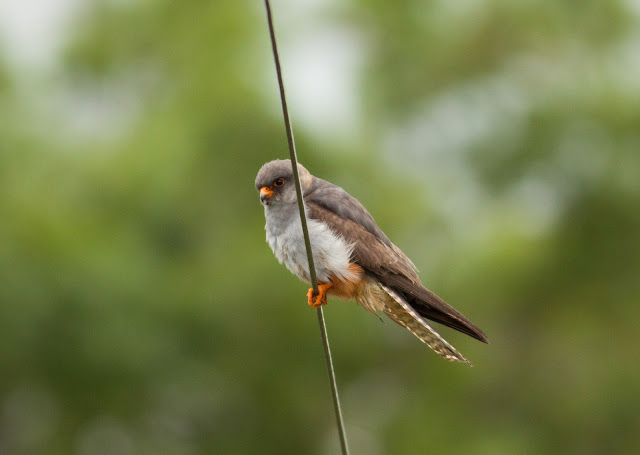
top-left (306, 288), bottom-right (316, 307)
top-left (307, 284), bottom-right (331, 308)
top-left (307, 289), bottom-right (325, 308)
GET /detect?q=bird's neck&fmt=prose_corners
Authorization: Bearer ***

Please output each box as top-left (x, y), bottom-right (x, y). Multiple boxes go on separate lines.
top-left (264, 202), bottom-right (302, 231)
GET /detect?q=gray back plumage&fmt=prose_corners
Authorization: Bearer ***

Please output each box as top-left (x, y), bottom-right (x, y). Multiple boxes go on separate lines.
top-left (305, 177), bottom-right (392, 247)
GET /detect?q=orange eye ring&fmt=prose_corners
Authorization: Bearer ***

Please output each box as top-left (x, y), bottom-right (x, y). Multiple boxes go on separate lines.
top-left (273, 178), bottom-right (285, 187)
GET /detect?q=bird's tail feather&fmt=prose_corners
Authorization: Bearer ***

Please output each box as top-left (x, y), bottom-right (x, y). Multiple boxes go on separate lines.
top-left (358, 282), bottom-right (472, 365)
top-left (380, 274), bottom-right (488, 343)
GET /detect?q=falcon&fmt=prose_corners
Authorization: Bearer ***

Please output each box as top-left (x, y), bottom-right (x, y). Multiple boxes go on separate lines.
top-left (255, 159), bottom-right (488, 364)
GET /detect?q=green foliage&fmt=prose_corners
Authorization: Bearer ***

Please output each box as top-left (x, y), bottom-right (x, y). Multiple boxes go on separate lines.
top-left (1, 1), bottom-right (639, 454)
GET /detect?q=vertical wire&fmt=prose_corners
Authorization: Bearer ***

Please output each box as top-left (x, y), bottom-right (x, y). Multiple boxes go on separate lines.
top-left (263, 0), bottom-right (317, 293)
top-left (263, 1), bottom-right (350, 454)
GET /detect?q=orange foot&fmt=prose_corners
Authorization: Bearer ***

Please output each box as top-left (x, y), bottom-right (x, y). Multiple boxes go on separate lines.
top-left (307, 283), bottom-right (333, 308)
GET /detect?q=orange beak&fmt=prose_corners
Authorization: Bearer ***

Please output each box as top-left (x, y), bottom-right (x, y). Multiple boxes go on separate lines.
top-left (260, 186), bottom-right (275, 202)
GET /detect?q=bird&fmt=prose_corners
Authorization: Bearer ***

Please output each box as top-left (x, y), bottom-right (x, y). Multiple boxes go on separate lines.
top-left (255, 159), bottom-right (488, 365)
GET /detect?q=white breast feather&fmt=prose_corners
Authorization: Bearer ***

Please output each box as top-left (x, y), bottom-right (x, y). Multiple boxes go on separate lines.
top-left (266, 214), bottom-right (356, 284)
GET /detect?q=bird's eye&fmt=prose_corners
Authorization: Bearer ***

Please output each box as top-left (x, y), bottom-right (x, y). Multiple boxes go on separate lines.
top-left (273, 178), bottom-right (285, 187)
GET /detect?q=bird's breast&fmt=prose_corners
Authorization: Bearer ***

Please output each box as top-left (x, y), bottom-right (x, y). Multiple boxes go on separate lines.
top-left (265, 215), bottom-right (357, 285)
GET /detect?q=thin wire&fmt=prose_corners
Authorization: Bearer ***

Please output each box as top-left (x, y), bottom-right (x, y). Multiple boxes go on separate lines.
top-left (263, 1), bottom-right (349, 454)
top-left (263, 0), bottom-right (317, 294)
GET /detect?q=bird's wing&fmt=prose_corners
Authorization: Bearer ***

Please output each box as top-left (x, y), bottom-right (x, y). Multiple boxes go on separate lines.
top-left (305, 195), bottom-right (420, 284)
top-left (379, 285), bottom-right (471, 365)
top-left (305, 179), bottom-right (405, 249)
top-left (306, 192), bottom-right (488, 344)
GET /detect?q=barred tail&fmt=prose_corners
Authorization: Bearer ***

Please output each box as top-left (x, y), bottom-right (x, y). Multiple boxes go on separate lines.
top-left (379, 285), bottom-right (472, 365)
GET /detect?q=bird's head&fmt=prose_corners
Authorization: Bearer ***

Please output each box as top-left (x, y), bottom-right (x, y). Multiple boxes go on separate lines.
top-left (255, 159), bottom-right (312, 207)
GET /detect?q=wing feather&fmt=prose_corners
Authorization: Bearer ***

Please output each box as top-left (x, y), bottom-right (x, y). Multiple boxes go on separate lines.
top-left (306, 193), bottom-right (488, 344)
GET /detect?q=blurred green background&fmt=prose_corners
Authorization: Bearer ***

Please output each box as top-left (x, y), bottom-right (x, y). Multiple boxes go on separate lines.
top-left (1, 0), bottom-right (639, 454)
